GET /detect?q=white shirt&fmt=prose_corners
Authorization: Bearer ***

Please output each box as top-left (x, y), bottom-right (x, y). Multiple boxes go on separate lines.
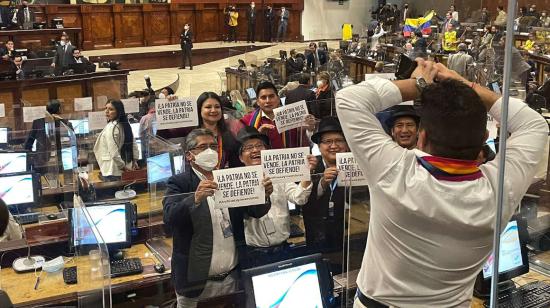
top-left (0, 213), bottom-right (22, 242)
top-left (336, 76), bottom-right (548, 307)
top-left (193, 168), bottom-right (238, 276)
top-left (244, 182), bottom-right (311, 247)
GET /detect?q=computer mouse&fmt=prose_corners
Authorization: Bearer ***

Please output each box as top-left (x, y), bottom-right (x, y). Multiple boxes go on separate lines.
top-left (153, 263), bottom-right (165, 274)
top-left (47, 214), bottom-right (58, 220)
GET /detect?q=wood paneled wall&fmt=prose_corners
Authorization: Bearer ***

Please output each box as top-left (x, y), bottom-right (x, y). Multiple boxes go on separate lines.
top-left (29, 0), bottom-right (304, 50)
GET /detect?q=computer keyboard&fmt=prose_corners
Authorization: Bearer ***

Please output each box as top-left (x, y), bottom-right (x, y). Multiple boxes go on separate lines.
top-left (14, 212), bottom-right (40, 225)
top-left (110, 258), bottom-right (143, 278)
top-left (484, 281), bottom-right (550, 308)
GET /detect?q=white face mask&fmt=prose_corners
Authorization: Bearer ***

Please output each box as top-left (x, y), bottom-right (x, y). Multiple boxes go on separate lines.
top-left (184, 26), bottom-right (189, 30)
top-left (194, 148), bottom-right (218, 171)
top-left (60, 41), bottom-right (66, 46)
top-left (316, 80), bottom-right (324, 88)
top-left (158, 93), bottom-right (166, 99)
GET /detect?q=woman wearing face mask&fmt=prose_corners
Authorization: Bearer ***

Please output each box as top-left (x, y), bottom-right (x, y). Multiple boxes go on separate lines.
top-left (93, 100), bottom-right (139, 181)
top-left (311, 71), bottom-right (334, 119)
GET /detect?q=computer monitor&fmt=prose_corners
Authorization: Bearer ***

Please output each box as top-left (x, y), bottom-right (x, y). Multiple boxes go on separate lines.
top-left (246, 88), bottom-right (256, 100)
top-left (0, 172), bottom-right (40, 214)
top-left (147, 152), bottom-right (173, 183)
top-left (69, 119), bottom-right (90, 135)
top-left (69, 203), bottom-right (132, 253)
top-left (475, 215), bottom-right (530, 296)
top-left (172, 154), bottom-right (184, 175)
top-left (0, 127), bottom-right (9, 148)
top-left (241, 254), bottom-right (333, 308)
top-left (61, 146), bottom-right (78, 171)
top-left (490, 82), bottom-right (501, 95)
top-left (130, 123), bottom-right (140, 139)
top-left (0, 152), bottom-right (29, 174)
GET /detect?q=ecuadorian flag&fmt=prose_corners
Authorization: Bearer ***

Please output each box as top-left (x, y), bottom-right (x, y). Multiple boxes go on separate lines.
top-left (403, 10), bottom-right (435, 37)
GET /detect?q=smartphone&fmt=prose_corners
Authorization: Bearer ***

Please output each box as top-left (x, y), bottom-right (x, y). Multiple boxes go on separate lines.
top-left (395, 54), bottom-right (418, 80)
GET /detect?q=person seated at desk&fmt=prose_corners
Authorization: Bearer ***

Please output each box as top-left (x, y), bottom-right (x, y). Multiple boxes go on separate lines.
top-left (284, 73), bottom-right (314, 106)
top-left (374, 61), bottom-right (384, 73)
top-left (306, 42), bottom-right (327, 72)
top-left (411, 30), bottom-right (427, 58)
top-left (24, 100), bottom-right (72, 170)
top-left (522, 33), bottom-right (537, 52)
top-left (10, 55), bottom-right (24, 79)
top-left (240, 81), bottom-right (314, 149)
top-left (0, 198), bottom-right (22, 243)
top-left (236, 126), bottom-right (313, 268)
top-left (162, 128), bottom-right (271, 307)
top-left (93, 100), bottom-right (139, 182)
top-left (367, 44), bottom-right (385, 61)
top-left (0, 40), bottom-right (15, 61)
top-left (286, 49), bottom-right (304, 77)
top-left (311, 71), bottom-right (334, 119)
top-left (68, 48), bottom-right (96, 72)
top-left (15, 1), bottom-right (35, 30)
top-left (301, 117), bottom-right (350, 274)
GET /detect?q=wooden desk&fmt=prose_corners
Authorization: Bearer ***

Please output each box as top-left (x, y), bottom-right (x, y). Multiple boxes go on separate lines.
top-left (343, 55), bottom-right (376, 83)
top-left (1, 243), bottom-right (167, 307)
top-left (0, 69), bottom-right (130, 131)
top-left (0, 28), bottom-right (82, 50)
top-left (527, 53), bottom-right (550, 85)
top-left (225, 67), bottom-right (257, 93)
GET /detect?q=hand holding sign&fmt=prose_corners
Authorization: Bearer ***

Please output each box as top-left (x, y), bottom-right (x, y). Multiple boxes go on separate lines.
top-left (263, 177), bottom-right (273, 197)
top-left (321, 167), bottom-right (338, 190)
top-left (195, 180), bottom-right (218, 204)
top-left (306, 154), bottom-right (318, 172)
top-left (258, 123), bottom-right (276, 134)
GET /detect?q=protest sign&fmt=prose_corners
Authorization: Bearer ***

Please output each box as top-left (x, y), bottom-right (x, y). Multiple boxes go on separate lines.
top-left (261, 147), bottom-right (310, 184)
top-left (23, 106), bottom-right (47, 123)
top-left (336, 152), bottom-right (368, 186)
top-left (121, 98), bottom-right (140, 113)
top-left (156, 98), bottom-right (198, 130)
top-left (273, 100), bottom-right (309, 133)
top-left (88, 111), bottom-right (108, 131)
top-left (74, 97), bottom-right (93, 111)
top-left (213, 165), bottom-right (265, 208)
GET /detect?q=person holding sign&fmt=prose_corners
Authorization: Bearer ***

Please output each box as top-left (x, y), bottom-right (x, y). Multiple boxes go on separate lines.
top-left (336, 60), bottom-right (548, 307)
top-left (236, 126), bottom-right (314, 268)
top-left (301, 117), bottom-right (351, 274)
top-left (240, 81), bottom-right (314, 149)
top-left (163, 128), bottom-right (272, 307)
top-left (93, 100), bottom-right (139, 182)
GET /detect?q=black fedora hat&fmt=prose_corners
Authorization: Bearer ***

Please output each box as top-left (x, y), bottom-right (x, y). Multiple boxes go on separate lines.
top-left (385, 105), bottom-right (420, 129)
top-left (311, 117), bottom-right (344, 144)
top-left (236, 126), bottom-right (270, 147)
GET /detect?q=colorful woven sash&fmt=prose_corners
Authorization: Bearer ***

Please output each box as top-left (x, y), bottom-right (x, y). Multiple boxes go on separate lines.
top-left (248, 108), bottom-right (291, 147)
top-left (417, 155), bottom-right (483, 182)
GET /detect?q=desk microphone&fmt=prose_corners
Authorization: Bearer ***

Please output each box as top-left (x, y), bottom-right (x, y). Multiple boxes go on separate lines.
top-left (12, 220), bottom-right (45, 273)
top-left (115, 181), bottom-right (137, 200)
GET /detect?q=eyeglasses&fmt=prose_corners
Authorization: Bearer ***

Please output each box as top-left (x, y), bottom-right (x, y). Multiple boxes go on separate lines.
top-left (191, 144), bottom-right (218, 152)
top-left (241, 143), bottom-right (266, 152)
top-left (320, 138), bottom-right (346, 146)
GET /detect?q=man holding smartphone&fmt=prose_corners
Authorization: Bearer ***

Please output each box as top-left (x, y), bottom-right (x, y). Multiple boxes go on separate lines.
top-left (336, 60), bottom-right (548, 307)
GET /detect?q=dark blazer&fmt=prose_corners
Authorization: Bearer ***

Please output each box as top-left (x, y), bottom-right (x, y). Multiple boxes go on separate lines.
top-left (285, 56), bottom-right (304, 76)
top-left (301, 156), bottom-right (346, 253)
top-left (285, 84), bottom-right (315, 106)
top-left (24, 117), bottom-right (72, 169)
top-left (306, 50), bottom-right (327, 71)
top-left (16, 7), bottom-right (35, 28)
top-left (163, 165), bottom-right (270, 297)
top-left (180, 30), bottom-right (193, 50)
top-left (265, 8), bottom-right (274, 23)
top-left (247, 7), bottom-right (257, 24)
top-left (68, 56), bottom-right (96, 72)
top-left (311, 89), bottom-right (334, 119)
top-left (53, 44), bottom-right (75, 69)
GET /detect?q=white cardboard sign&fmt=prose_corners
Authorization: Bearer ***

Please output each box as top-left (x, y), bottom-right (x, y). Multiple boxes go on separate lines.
top-left (74, 97), bottom-right (93, 111)
top-left (273, 100), bottom-right (309, 133)
top-left (261, 147), bottom-right (310, 184)
top-left (336, 152), bottom-right (368, 186)
top-left (213, 165), bottom-right (265, 209)
top-left (156, 98), bottom-right (198, 130)
top-left (23, 106), bottom-right (47, 123)
top-left (88, 111), bottom-right (108, 131)
top-left (121, 98), bottom-right (140, 113)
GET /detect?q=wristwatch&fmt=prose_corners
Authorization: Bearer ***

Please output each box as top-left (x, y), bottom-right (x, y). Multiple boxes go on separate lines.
top-left (415, 77), bottom-right (428, 93)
